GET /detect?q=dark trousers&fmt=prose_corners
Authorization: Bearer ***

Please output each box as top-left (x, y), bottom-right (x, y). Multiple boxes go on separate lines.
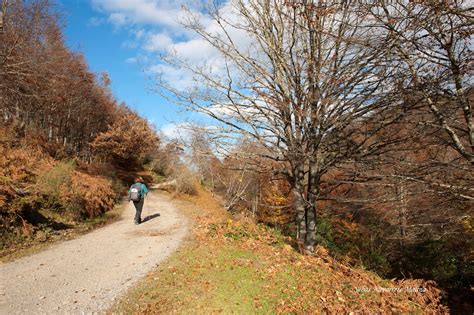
top-left (133, 198), bottom-right (144, 223)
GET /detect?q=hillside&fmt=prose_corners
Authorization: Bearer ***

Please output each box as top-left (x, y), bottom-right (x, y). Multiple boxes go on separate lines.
top-left (0, 1), bottom-right (160, 257)
top-left (112, 188), bottom-right (448, 314)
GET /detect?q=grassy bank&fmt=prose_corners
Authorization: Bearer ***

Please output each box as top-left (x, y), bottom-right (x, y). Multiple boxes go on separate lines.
top-left (111, 189), bottom-right (448, 314)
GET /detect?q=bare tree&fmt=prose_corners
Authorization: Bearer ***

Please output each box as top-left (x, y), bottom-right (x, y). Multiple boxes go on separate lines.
top-left (357, 1), bottom-right (474, 253)
top-left (188, 126), bottom-right (218, 186)
top-left (367, 0), bottom-right (473, 164)
top-left (157, 0), bottom-right (401, 251)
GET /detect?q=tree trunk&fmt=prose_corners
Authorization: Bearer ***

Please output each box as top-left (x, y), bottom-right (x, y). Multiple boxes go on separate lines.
top-left (293, 165), bottom-right (307, 244)
top-left (397, 180), bottom-right (407, 272)
top-left (305, 203), bottom-right (317, 252)
top-left (305, 166), bottom-right (320, 252)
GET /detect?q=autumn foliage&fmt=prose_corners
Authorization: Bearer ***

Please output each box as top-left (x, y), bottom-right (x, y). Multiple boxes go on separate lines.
top-left (189, 128), bottom-right (472, 309)
top-left (1, 0), bottom-right (116, 159)
top-left (0, 1), bottom-right (158, 251)
top-left (114, 188), bottom-right (448, 314)
top-left (66, 171), bottom-right (115, 219)
top-left (0, 128), bottom-right (116, 248)
top-left (92, 107), bottom-right (159, 167)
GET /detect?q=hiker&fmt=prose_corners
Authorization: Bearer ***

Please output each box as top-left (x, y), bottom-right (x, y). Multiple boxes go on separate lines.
top-left (128, 177), bottom-right (148, 225)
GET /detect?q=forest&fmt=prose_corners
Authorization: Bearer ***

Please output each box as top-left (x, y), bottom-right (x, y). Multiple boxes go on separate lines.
top-left (1, 0), bottom-right (472, 312)
top-left (0, 0), bottom-right (158, 250)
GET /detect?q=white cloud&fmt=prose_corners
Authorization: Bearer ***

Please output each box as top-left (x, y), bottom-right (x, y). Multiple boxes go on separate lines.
top-left (92, 0), bottom-right (253, 89)
top-left (131, 28), bottom-right (145, 39)
top-left (170, 38), bottom-right (218, 62)
top-left (144, 33), bottom-right (173, 52)
top-left (91, 0), bottom-right (200, 30)
top-left (149, 64), bottom-right (195, 90)
top-left (160, 122), bottom-right (193, 142)
top-left (208, 100), bottom-right (265, 122)
top-left (154, 2), bottom-right (256, 88)
top-left (107, 12), bottom-right (128, 25)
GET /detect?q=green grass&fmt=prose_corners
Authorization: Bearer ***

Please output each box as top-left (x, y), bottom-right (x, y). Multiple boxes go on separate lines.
top-left (111, 240), bottom-right (305, 314)
top-left (111, 231), bottom-right (437, 314)
top-left (111, 192), bottom-right (447, 314)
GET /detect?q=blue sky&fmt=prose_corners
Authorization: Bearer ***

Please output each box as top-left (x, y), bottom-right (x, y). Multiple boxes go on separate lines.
top-left (59, 0), bottom-right (201, 137)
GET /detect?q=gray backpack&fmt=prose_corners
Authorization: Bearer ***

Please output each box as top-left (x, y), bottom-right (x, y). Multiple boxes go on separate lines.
top-left (130, 184), bottom-right (141, 201)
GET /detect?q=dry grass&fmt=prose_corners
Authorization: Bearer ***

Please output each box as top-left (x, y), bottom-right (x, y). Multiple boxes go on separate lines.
top-left (111, 188), bottom-right (448, 314)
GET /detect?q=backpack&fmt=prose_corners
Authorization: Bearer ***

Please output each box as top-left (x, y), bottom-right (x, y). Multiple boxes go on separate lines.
top-left (130, 183), bottom-right (142, 201)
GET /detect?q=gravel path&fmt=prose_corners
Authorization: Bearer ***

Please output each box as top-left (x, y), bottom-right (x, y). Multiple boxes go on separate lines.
top-left (0, 190), bottom-right (188, 314)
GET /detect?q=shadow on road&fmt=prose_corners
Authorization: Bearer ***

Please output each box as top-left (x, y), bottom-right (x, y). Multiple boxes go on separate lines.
top-left (142, 213), bottom-right (161, 223)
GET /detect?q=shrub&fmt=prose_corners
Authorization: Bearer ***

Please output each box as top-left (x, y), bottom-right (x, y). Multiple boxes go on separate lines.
top-left (78, 161), bottom-right (127, 200)
top-left (34, 160), bottom-right (115, 219)
top-left (402, 240), bottom-right (474, 289)
top-left (35, 160), bottom-right (75, 207)
top-left (0, 131), bottom-right (55, 233)
top-left (174, 168), bottom-right (199, 195)
top-left (65, 172), bottom-right (115, 219)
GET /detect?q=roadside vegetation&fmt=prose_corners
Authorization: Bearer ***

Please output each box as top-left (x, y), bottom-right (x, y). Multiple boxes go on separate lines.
top-left (145, 121), bottom-right (472, 312)
top-left (153, 0), bottom-right (473, 311)
top-left (112, 188), bottom-right (448, 314)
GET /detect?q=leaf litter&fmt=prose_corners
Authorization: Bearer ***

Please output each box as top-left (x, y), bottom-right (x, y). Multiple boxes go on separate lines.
top-left (111, 188), bottom-right (448, 314)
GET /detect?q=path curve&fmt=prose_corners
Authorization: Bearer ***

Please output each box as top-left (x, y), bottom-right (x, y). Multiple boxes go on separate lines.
top-left (0, 190), bottom-right (188, 314)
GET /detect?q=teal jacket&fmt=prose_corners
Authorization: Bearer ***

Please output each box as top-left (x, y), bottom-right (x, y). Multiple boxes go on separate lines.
top-left (128, 183), bottom-right (148, 200)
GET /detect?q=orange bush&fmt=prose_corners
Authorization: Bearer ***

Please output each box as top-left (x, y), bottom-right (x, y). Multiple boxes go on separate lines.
top-left (63, 171), bottom-right (115, 219)
top-left (91, 108), bottom-right (159, 166)
top-left (0, 128), bottom-right (53, 214)
top-left (0, 127), bottom-right (116, 225)
top-left (258, 179), bottom-right (293, 226)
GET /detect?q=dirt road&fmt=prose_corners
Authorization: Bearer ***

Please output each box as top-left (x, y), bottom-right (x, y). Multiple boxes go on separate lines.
top-left (0, 190), bottom-right (188, 314)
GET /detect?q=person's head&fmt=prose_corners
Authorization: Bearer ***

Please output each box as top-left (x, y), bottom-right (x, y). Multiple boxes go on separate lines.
top-left (134, 177), bottom-right (141, 183)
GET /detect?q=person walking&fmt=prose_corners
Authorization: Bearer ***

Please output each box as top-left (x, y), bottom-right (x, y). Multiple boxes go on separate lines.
top-left (128, 177), bottom-right (148, 225)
